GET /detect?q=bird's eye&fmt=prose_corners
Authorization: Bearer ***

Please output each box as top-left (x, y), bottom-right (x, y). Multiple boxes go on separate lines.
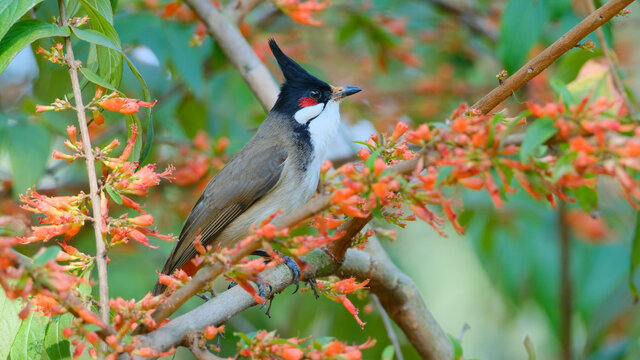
top-left (309, 90), bottom-right (321, 99)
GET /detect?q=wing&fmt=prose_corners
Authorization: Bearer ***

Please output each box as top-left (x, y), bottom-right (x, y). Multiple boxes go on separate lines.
top-left (153, 144), bottom-right (288, 294)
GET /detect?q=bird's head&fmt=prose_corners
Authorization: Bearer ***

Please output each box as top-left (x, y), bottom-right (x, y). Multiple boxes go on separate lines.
top-left (268, 39), bottom-right (361, 128)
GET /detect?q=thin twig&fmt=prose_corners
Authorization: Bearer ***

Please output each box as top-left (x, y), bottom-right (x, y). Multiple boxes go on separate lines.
top-left (185, 332), bottom-right (226, 360)
top-left (58, 0), bottom-right (110, 354)
top-left (472, 0), bottom-right (636, 114)
top-left (584, 0), bottom-right (638, 120)
top-left (224, 0), bottom-right (264, 24)
top-left (372, 294), bottom-right (404, 360)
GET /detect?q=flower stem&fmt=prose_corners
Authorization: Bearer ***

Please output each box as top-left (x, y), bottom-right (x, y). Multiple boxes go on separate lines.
top-left (57, 0), bottom-right (110, 354)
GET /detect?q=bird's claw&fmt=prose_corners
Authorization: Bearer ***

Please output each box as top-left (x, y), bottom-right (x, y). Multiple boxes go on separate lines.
top-left (307, 278), bottom-right (319, 299)
top-left (283, 256), bottom-right (300, 294)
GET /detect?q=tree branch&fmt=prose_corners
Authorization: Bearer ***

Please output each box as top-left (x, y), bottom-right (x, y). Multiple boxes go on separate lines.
top-left (339, 238), bottom-right (452, 360)
top-left (472, 0), bottom-right (635, 114)
top-left (58, 0), bottom-right (110, 353)
top-left (184, 0), bottom-right (279, 110)
top-left (185, 332), bottom-right (226, 360)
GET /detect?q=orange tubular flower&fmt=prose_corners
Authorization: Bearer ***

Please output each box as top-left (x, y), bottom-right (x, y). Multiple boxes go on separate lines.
top-left (275, 0), bottom-right (329, 26)
top-left (98, 95), bottom-right (157, 115)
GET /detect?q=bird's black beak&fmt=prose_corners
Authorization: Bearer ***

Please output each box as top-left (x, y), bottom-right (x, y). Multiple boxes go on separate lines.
top-left (331, 86), bottom-right (362, 101)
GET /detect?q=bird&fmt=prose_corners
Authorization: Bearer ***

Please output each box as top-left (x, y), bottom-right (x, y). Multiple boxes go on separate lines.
top-left (153, 39), bottom-right (361, 295)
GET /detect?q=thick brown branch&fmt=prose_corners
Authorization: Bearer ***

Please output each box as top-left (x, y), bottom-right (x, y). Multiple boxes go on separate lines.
top-left (472, 0), bottom-right (635, 114)
top-left (183, 0), bottom-right (279, 110)
top-left (339, 239), bottom-right (453, 360)
top-left (58, 0), bottom-right (110, 352)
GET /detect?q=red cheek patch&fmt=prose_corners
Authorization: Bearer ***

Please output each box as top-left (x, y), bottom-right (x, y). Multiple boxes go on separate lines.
top-left (298, 97), bottom-right (318, 108)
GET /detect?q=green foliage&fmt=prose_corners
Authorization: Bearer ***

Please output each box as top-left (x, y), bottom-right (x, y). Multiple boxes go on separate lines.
top-left (519, 117), bottom-right (557, 162)
top-left (44, 314), bottom-right (73, 360)
top-left (498, 0), bottom-right (548, 74)
top-left (0, 20), bottom-right (70, 74)
top-left (0, 287), bottom-right (21, 360)
top-left (10, 312), bottom-right (48, 360)
top-left (5, 123), bottom-right (51, 197)
top-left (0, 0), bottom-right (44, 40)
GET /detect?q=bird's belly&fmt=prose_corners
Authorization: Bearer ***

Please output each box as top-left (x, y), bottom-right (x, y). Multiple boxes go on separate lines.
top-left (215, 164), bottom-right (319, 248)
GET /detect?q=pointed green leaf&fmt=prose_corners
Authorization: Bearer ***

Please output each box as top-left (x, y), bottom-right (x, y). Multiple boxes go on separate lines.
top-left (520, 117), bottom-right (558, 162)
top-left (105, 185), bottom-right (122, 205)
top-left (78, 0), bottom-right (122, 89)
top-left (0, 20), bottom-right (70, 74)
top-left (0, 287), bottom-right (21, 360)
top-left (33, 246), bottom-right (62, 266)
top-left (572, 185), bottom-right (598, 214)
top-left (78, 67), bottom-right (118, 92)
top-left (10, 311), bottom-right (47, 360)
top-left (0, 0), bottom-right (43, 40)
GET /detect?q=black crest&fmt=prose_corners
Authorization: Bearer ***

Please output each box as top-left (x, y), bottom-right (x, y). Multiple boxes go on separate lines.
top-left (268, 39), bottom-right (331, 115)
top-left (269, 39), bottom-right (325, 85)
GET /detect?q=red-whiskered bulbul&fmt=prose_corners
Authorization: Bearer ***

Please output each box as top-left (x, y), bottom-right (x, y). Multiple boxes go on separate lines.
top-left (153, 39), bottom-right (361, 295)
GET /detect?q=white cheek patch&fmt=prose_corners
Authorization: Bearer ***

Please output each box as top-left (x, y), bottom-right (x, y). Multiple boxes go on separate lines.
top-left (294, 103), bottom-right (324, 124)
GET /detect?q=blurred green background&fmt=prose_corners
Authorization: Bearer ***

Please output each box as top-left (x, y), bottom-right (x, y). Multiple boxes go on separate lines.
top-left (2, 0), bottom-right (640, 359)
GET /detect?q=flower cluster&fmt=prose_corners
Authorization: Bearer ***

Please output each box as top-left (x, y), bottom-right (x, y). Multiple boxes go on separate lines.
top-left (314, 277), bottom-right (370, 328)
top-left (275, 0), bottom-right (329, 26)
top-left (171, 130), bottom-right (229, 188)
top-left (19, 189), bottom-right (88, 243)
top-left (36, 43), bottom-right (67, 65)
top-left (235, 330), bottom-right (375, 360)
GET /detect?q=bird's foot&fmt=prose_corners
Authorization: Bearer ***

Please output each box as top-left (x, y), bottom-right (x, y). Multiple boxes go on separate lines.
top-left (196, 288), bottom-right (216, 302)
top-left (250, 250), bottom-right (300, 294)
top-left (306, 278), bottom-right (320, 300)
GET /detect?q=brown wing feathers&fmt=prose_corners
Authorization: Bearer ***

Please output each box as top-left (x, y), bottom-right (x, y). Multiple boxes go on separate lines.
top-left (152, 145), bottom-right (288, 295)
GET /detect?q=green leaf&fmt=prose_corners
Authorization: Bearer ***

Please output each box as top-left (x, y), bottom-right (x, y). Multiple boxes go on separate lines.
top-left (381, 345), bottom-right (395, 360)
top-left (572, 185), bottom-right (598, 214)
top-left (0, 0), bottom-right (43, 41)
top-left (549, 78), bottom-right (574, 107)
top-left (78, 67), bottom-right (119, 92)
top-left (0, 287), bottom-right (21, 360)
top-left (629, 211), bottom-right (640, 302)
top-left (44, 314), bottom-right (73, 360)
top-left (0, 20), bottom-right (70, 74)
top-left (6, 123), bottom-right (51, 197)
top-left (34, 246), bottom-right (62, 266)
top-left (498, 0), bottom-right (548, 74)
top-left (519, 117), bottom-right (558, 162)
top-left (10, 311), bottom-right (47, 360)
top-left (552, 152), bottom-right (576, 182)
top-left (105, 185), bottom-right (122, 205)
top-left (71, 27), bottom-right (153, 163)
top-left (78, 0), bottom-right (122, 89)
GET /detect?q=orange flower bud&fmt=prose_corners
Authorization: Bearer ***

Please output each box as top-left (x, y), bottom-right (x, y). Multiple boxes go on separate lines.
top-left (357, 148), bottom-right (370, 161)
top-left (129, 214), bottom-right (154, 227)
top-left (36, 104), bottom-right (55, 113)
top-left (391, 121), bottom-right (408, 140)
top-left (63, 327), bottom-right (74, 338)
top-left (67, 126), bottom-right (78, 145)
top-left (373, 158), bottom-right (385, 177)
top-left (215, 137), bottom-right (229, 153)
top-left (86, 331), bottom-right (99, 344)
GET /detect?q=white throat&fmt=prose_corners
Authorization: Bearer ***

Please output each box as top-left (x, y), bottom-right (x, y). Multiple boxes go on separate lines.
top-left (306, 100), bottom-right (340, 160)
